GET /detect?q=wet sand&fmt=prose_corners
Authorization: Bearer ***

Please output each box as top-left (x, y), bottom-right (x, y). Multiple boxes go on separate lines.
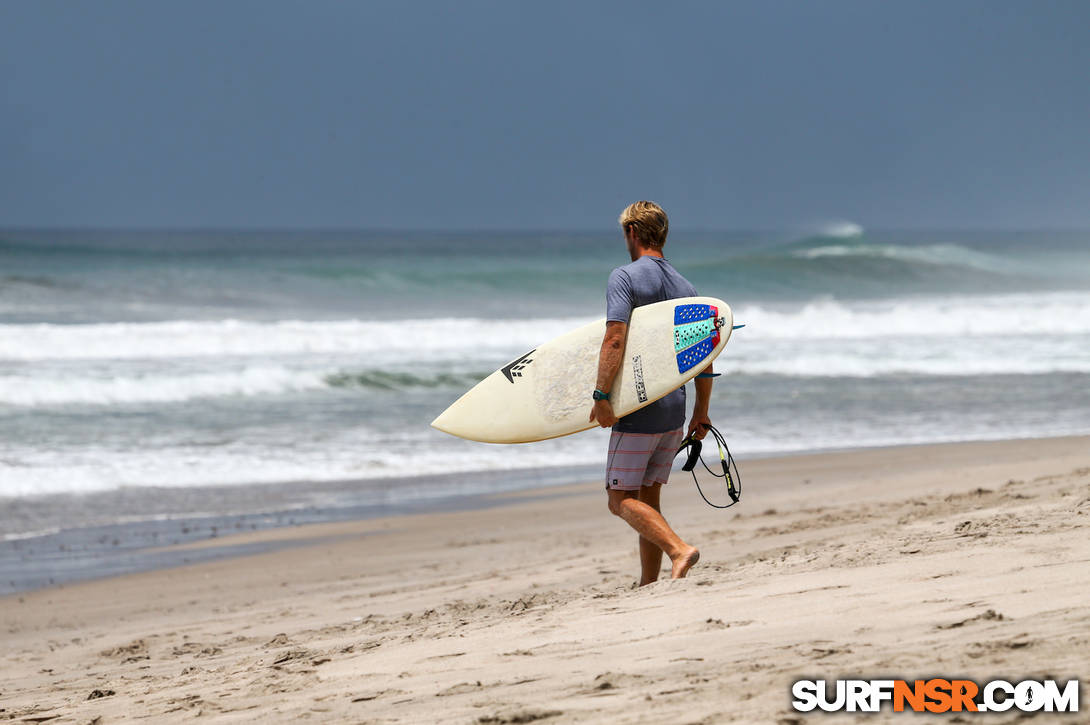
top-left (2, 436), bottom-right (1088, 723)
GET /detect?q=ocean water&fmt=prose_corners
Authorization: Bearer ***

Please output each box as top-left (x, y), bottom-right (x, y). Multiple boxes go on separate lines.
top-left (2, 226), bottom-right (1090, 538)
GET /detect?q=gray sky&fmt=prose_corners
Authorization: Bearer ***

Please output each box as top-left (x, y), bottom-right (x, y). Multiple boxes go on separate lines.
top-left (2, 1), bottom-right (1088, 230)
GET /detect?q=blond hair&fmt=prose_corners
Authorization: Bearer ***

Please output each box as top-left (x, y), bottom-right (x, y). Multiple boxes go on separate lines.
top-left (618, 201), bottom-right (669, 249)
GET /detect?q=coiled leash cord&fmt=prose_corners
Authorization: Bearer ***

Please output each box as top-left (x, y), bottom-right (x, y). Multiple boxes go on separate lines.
top-left (676, 423), bottom-right (741, 509)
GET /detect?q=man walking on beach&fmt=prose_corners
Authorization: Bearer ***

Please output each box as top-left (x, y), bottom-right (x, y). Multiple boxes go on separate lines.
top-left (589, 201), bottom-right (710, 585)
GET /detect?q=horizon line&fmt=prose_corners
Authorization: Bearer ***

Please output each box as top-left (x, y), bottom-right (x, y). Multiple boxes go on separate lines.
top-left (3, 224), bottom-right (1089, 235)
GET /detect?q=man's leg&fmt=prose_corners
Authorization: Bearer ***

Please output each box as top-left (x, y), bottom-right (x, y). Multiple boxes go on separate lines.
top-left (608, 488), bottom-right (700, 581)
top-left (637, 483), bottom-right (665, 585)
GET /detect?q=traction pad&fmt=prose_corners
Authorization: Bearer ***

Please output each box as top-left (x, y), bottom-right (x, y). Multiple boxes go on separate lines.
top-left (673, 303), bottom-right (721, 373)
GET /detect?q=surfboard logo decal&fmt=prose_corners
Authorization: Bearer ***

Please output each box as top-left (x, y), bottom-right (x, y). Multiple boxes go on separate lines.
top-left (632, 354), bottom-right (648, 403)
top-left (501, 349), bottom-right (535, 383)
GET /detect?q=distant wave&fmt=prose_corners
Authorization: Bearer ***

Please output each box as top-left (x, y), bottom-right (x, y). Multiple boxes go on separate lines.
top-left (818, 221), bottom-right (864, 238)
top-left (0, 366), bottom-right (494, 407)
top-left (324, 369), bottom-right (487, 391)
top-left (786, 240), bottom-right (1018, 276)
top-left (684, 241), bottom-right (1060, 303)
top-left (0, 274), bottom-right (68, 290)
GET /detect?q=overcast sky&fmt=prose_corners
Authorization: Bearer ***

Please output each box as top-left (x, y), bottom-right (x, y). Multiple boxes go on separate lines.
top-left (2, 1), bottom-right (1088, 230)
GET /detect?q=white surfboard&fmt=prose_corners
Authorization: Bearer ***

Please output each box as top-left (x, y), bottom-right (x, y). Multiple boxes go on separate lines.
top-left (431, 297), bottom-right (734, 443)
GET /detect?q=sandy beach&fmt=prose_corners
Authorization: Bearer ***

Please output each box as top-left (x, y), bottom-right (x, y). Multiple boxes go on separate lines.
top-left (2, 435), bottom-right (1088, 723)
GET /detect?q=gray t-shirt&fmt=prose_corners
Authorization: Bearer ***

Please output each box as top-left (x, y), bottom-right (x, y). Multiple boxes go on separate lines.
top-left (605, 255), bottom-right (698, 434)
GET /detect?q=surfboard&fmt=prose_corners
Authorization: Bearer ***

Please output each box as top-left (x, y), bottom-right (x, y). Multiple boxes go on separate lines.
top-left (431, 296), bottom-right (734, 443)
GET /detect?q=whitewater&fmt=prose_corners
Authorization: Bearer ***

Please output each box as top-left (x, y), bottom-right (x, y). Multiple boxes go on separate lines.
top-left (1, 227), bottom-right (1088, 512)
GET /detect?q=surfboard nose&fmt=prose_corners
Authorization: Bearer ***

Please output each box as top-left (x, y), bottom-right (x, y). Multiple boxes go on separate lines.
top-left (430, 409), bottom-right (456, 435)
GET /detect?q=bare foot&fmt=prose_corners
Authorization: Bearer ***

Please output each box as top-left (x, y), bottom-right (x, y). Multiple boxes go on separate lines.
top-left (670, 547), bottom-right (700, 579)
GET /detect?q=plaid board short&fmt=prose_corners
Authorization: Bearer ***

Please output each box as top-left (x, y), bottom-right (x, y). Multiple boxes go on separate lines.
top-left (605, 427), bottom-right (685, 491)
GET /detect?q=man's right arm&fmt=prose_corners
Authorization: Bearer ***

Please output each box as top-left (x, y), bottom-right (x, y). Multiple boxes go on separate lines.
top-left (592, 267), bottom-right (633, 427)
top-left (589, 321), bottom-right (626, 427)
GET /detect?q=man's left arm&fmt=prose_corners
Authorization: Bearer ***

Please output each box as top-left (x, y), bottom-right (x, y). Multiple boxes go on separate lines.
top-left (687, 363), bottom-right (713, 440)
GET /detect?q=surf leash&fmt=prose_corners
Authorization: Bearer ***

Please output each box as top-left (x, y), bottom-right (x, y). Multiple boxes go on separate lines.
top-left (676, 423), bottom-right (741, 509)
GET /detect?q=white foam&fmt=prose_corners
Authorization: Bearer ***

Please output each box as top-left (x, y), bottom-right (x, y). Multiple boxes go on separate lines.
top-left (1, 292), bottom-right (1088, 408)
top-left (2, 292), bottom-right (1089, 366)
top-left (0, 427), bottom-right (612, 497)
top-left (2, 527), bottom-right (62, 542)
top-left (0, 365), bottom-right (327, 406)
top-left (0, 317), bottom-right (591, 362)
top-left (4, 408), bottom-right (1087, 500)
top-left (734, 292), bottom-right (1090, 339)
top-left (720, 336), bottom-right (1090, 377)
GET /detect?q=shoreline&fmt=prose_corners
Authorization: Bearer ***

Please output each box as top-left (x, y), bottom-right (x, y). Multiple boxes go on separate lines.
top-left (3, 433), bottom-right (1089, 596)
top-left (3, 434), bottom-right (1088, 722)
top-left (0, 466), bottom-right (597, 596)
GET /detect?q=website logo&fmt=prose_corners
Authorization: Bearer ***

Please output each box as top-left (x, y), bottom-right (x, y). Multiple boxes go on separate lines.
top-left (792, 678), bottom-right (1080, 714)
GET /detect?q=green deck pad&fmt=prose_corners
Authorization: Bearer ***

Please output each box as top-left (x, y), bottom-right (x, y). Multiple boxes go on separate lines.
top-left (673, 318), bottom-right (717, 352)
